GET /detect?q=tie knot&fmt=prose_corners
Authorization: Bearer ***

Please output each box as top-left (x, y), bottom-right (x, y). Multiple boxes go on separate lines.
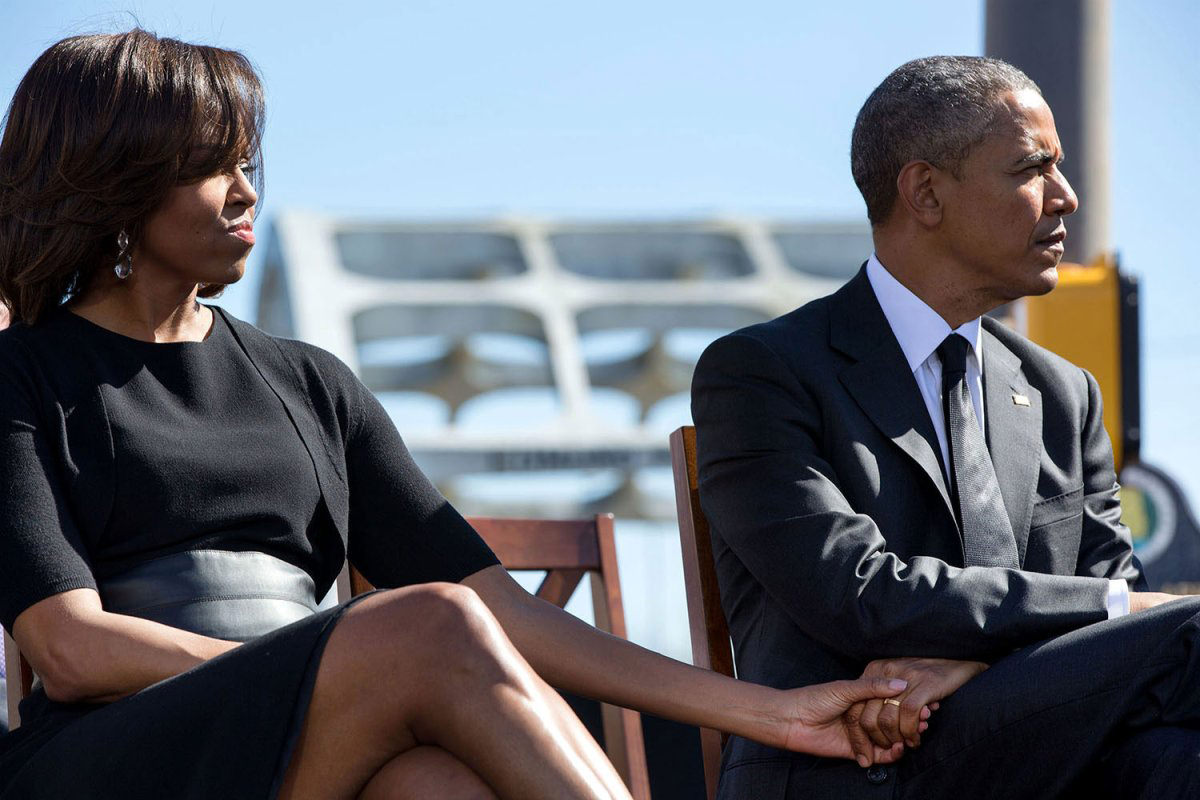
top-left (937, 333), bottom-right (970, 375)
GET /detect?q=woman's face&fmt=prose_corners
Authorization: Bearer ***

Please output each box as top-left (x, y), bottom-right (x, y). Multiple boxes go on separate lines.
top-left (134, 162), bottom-right (258, 288)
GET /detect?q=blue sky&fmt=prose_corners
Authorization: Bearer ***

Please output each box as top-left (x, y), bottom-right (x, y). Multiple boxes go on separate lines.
top-left (3, 0), bottom-right (1199, 501)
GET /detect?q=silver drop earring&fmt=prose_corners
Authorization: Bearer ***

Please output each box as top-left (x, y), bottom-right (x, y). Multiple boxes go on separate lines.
top-left (114, 229), bottom-right (132, 279)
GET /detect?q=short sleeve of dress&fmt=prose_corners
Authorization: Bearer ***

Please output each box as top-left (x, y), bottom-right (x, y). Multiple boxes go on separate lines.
top-left (0, 339), bottom-right (97, 632)
top-left (338, 368), bottom-right (500, 588)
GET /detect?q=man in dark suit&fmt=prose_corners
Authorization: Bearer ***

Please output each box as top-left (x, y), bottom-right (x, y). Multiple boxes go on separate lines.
top-left (693, 55), bottom-right (1200, 799)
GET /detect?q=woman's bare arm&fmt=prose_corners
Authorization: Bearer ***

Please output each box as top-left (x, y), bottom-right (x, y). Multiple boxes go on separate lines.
top-left (11, 588), bottom-right (239, 703)
top-left (462, 565), bottom-right (910, 764)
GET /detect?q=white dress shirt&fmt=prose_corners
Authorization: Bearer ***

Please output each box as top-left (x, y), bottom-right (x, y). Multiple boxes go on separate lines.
top-left (865, 255), bottom-right (1129, 619)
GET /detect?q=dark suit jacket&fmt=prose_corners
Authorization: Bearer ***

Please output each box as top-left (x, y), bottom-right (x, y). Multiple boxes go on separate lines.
top-left (691, 267), bottom-right (1144, 797)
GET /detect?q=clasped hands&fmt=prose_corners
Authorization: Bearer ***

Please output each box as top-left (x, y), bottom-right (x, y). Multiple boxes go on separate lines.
top-left (771, 657), bottom-right (987, 768)
top-left (843, 657), bottom-right (988, 767)
top-left (813, 594), bottom-right (1178, 766)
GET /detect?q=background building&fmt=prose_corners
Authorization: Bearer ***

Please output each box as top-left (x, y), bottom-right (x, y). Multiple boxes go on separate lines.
top-left (260, 214), bottom-right (872, 654)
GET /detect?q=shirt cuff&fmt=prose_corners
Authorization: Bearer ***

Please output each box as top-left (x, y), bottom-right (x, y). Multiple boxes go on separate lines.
top-left (1106, 579), bottom-right (1131, 619)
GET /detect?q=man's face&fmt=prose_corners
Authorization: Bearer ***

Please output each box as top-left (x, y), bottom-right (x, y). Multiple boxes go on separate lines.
top-left (936, 88), bottom-right (1078, 307)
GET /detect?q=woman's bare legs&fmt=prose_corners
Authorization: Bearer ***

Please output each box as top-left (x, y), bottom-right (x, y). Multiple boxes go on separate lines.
top-left (358, 746), bottom-right (496, 800)
top-left (277, 583), bottom-right (630, 800)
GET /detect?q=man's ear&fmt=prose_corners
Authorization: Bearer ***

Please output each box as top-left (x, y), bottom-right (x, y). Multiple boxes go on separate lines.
top-left (895, 160), bottom-right (944, 227)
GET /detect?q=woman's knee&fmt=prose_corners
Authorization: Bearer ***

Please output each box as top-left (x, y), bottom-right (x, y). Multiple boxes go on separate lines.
top-left (389, 582), bottom-right (496, 642)
top-left (340, 582), bottom-right (506, 669)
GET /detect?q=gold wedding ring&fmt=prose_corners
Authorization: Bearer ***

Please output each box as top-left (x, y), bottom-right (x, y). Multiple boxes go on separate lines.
top-left (883, 698), bottom-right (902, 707)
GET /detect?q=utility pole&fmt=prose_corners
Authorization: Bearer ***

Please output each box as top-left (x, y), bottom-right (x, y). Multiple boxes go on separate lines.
top-left (985, 0), bottom-right (1110, 265)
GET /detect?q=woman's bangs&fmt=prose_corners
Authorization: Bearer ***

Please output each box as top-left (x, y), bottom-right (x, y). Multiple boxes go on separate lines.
top-left (177, 44), bottom-right (265, 191)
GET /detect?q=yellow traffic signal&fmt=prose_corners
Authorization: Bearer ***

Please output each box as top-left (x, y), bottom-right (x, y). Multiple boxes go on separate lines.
top-left (1022, 254), bottom-right (1139, 471)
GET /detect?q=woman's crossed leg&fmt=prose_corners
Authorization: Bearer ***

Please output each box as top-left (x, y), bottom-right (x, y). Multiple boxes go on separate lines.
top-left (278, 583), bottom-right (631, 800)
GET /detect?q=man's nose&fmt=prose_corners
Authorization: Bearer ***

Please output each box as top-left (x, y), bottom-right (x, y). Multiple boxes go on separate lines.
top-left (1048, 168), bottom-right (1079, 217)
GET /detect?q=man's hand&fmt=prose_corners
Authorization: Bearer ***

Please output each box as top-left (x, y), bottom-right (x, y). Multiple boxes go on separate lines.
top-left (1130, 592), bottom-right (1182, 613)
top-left (844, 658), bottom-right (988, 764)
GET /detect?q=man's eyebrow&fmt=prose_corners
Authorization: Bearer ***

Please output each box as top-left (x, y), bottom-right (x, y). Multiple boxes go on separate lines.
top-left (1013, 149), bottom-right (1065, 168)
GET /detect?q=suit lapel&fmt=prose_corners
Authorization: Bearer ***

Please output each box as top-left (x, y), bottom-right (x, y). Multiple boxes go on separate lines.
top-left (831, 269), bottom-right (955, 524)
top-left (981, 323), bottom-right (1042, 566)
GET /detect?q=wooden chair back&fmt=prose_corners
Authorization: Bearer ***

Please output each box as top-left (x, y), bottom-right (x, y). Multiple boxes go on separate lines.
top-left (350, 514), bottom-right (652, 800)
top-left (4, 628), bottom-right (32, 729)
top-left (669, 426), bottom-right (734, 800)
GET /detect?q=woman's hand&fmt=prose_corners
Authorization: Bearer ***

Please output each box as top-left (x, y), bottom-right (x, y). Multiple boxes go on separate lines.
top-left (776, 677), bottom-right (912, 767)
top-left (845, 658), bottom-right (989, 762)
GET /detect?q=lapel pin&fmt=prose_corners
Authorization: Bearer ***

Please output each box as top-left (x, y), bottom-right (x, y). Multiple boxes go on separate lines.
top-left (1012, 393), bottom-right (1031, 407)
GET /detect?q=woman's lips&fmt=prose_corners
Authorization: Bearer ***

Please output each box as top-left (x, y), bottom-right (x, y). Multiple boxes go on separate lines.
top-left (229, 226), bottom-right (255, 245)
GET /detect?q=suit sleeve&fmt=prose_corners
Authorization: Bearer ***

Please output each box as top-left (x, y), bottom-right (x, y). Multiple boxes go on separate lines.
top-left (692, 332), bottom-right (1112, 662)
top-left (1074, 369), bottom-right (1146, 589)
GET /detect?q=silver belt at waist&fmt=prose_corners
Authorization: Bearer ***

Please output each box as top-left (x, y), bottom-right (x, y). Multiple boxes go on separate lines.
top-left (98, 550), bottom-right (325, 643)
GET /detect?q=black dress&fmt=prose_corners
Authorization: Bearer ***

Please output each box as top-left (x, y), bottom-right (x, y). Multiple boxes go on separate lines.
top-left (0, 308), bottom-right (499, 799)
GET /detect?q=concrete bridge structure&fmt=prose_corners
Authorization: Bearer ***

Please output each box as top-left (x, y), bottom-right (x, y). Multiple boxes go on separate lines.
top-left (258, 214), bottom-right (873, 521)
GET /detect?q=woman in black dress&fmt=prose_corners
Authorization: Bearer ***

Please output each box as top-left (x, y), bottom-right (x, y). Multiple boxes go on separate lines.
top-left (0, 29), bottom-right (983, 799)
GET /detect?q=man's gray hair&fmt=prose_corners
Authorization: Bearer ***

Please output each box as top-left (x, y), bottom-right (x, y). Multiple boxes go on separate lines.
top-left (851, 55), bottom-right (1040, 226)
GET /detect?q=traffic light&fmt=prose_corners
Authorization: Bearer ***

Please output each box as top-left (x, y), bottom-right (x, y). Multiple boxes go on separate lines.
top-left (1023, 254), bottom-right (1140, 471)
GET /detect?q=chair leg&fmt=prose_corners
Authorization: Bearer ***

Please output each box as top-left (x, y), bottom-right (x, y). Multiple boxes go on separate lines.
top-left (698, 727), bottom-right (723, 800)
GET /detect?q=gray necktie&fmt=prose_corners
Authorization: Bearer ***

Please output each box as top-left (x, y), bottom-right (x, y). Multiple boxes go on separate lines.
top-left (938, 334), bottom-right (1020, 568)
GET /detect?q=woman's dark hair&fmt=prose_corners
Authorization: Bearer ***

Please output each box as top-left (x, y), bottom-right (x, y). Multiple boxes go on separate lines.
top-left (0, 29), bottom-right (265, 324)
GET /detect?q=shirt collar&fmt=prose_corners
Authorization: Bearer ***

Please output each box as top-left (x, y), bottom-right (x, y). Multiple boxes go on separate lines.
top-left (865, 253), bottom-right (983, 373)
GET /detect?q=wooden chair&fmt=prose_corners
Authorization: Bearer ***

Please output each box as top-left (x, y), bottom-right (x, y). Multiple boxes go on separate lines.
top-left (4, 628), bottom-right (31, 729)
top-left (669, 425), bottom-right (734, 800)
top-left (4, 514), bottom-right (652, 800)
top-left (350, 514), bottom-right (652, 800)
